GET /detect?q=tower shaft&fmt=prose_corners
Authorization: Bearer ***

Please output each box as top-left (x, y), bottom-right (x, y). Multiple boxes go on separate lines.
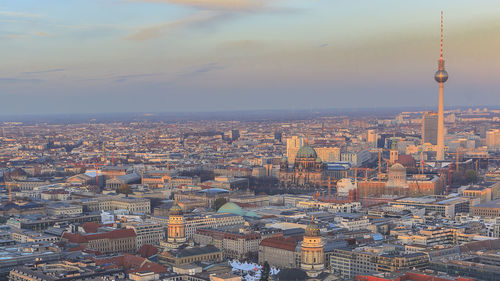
top-left (437, 83), bottom-right (445, 160)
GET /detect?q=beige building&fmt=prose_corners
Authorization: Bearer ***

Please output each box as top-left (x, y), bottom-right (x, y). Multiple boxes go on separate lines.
top-left (471, 199), bottom-right (500, 217)
top-left (315, 147), bottom-right (341, 162)
top-left (397, 227), bottom-right (455, 246)
top-left (258, 236), bottom-right (299, 269)
top-left (82, 197), bottom-right (150, 213)
top-left (11, 231), bottom-right (59, 243)
top-left (486, 129), bottom-right (500, 151)
top-left (286, 136), bottom-right (305, 164)
top-left (62, 228), bottom-right (136, 254)
top-left (125, 222), bottom-right (165, 250)
top-left (151, 213), bottom-right (245, 239)
top-left (330, 248), bottom-right (428, 279)
top-left (47, 203), bottom-right (83, 216)
top-left (193, 229), bottom-right (262, 260)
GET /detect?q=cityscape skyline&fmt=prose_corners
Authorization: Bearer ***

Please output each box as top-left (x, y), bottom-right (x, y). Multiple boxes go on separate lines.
top-left (1, 0), bottom-right (500, 114)
top-left (1, 3), bottom-right (500, 281)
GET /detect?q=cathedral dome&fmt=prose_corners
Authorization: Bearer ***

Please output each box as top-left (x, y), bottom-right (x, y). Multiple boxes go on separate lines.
top-left (169, 203), bottom-right (183, 215)
top-left (305, 220), bottom-right (320, 237)
top-left (390, 163), bottom-right (406, 172)
top-left (296, 145), bottom-right (317, 159)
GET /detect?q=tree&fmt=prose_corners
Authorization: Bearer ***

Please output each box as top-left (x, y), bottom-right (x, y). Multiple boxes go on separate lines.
top-left (117, 183), bottom-right (132, 197)
top-left (465, 169), bottom-right (478, 184)
top-left (260, 261), bottom-right (270, 281)
top-left (213, 198), bottom-right (227, 211)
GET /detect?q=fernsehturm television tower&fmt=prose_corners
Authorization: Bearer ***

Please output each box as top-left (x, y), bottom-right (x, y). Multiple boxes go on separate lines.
top-left (434, 11), bottom-right (448, 161)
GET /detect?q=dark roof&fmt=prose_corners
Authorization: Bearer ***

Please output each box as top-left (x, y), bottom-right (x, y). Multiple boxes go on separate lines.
top-left (169, 245), bottom-right (220, 258)
top-left (276, 268), bottom-right (308, 281)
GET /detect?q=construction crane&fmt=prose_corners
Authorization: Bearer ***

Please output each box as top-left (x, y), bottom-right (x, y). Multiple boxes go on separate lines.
top-left (352, 167), bottom-right (374, 208)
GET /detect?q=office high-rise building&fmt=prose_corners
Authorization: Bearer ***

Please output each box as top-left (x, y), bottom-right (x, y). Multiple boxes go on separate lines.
top-left (286, 136), bottom-right (304, 164)
top-left (434, 11), bottom-right (449, 161)
top-left (367, 129), bottom-right (378, 147)
top-left (229, 129), bottom-right (240, 141)
top-left (274, 131), bottom-right (282, 142)
top-left (486, 129), bottom-right (500, 151)
top-left (422, 112), bottom-right (438, 145)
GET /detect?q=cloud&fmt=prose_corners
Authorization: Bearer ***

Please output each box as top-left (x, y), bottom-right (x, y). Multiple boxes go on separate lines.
top-left (220, 40), bottom-right (259, 49)
top-left (113, 73), bottom-right (162, 82)
top-left (36, 31), bottom-right (49, 37)
top-left (0, 9), bottom-right (42, 19)
top-left (0, 77), bottom-right (41, 83)
top-left (125, 11), bottom-right (224, 41)
top-left (22, 68), bottom-right (66, 75)
top-left (318, 43), bottom-right (328, 48)
top-left (177, 62), bottom-right (223, 77)
top-left (0, 32), bottom-right (24, 39)
top-left (130, 0), bottom-right (268, 11)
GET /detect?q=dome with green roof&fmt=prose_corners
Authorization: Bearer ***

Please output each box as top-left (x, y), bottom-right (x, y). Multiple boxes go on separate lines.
top-left (296, 145), bottom-right (317, 159)
top-left (245, 210), bottom-right (260, 218)
top-left (217, 202), bottom-right (245, 216)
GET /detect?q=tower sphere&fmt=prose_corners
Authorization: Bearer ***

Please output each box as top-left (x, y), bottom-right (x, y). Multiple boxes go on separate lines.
top-left (434, 70), bottom-right (448, 83)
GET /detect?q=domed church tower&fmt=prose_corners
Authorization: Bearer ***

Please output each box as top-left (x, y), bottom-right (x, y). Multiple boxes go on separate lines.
top-left (165, 199), bottom-right (187, 249)
top-left (387, 163), bottom-right (407, 188)
top-left (301, 217), bottom-right (325, 277)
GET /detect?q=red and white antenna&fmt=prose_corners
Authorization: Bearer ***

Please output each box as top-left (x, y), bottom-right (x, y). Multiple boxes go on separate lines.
top-left (440, 11), bottom-right (444, 60)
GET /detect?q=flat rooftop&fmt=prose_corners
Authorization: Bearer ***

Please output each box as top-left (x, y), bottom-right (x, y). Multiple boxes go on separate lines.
top-left (474, 199), bottom-right (500, 208)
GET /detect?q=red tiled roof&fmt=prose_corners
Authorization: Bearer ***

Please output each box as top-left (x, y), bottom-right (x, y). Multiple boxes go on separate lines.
top-left (86, 228), bottom-right (136, 240)
top-left (63, 228), bottom-right (136, 243)
top-left (138, 244), bottom-right (158, 258)
top-left (260, 237), bottom-right (298, 252)
top-left (82, 222), bottom-right (101, 233)
top-left (63, 232), bottom-right (88, 243)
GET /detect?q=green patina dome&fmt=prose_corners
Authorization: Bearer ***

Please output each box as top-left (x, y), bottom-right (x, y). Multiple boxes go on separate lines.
top-left (245, 210), bottom-right (260, 218)
top-left (217, 202), bottom-right (245, 216)
top-left (296, 145), bottom-right (317, 159)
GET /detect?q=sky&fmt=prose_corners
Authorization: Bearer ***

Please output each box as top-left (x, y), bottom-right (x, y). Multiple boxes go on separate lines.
top-left (0, 0), bottom-right (500, 115)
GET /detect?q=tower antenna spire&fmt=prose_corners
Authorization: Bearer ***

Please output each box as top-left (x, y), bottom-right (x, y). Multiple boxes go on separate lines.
top-left (440, 11), bottom-right (444, 60)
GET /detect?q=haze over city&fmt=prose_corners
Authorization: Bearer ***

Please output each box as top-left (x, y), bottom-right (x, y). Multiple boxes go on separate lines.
top-left (1, 2), bottom-right (500, 281)
top-left (1, 0), bottom-right (500, 114)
